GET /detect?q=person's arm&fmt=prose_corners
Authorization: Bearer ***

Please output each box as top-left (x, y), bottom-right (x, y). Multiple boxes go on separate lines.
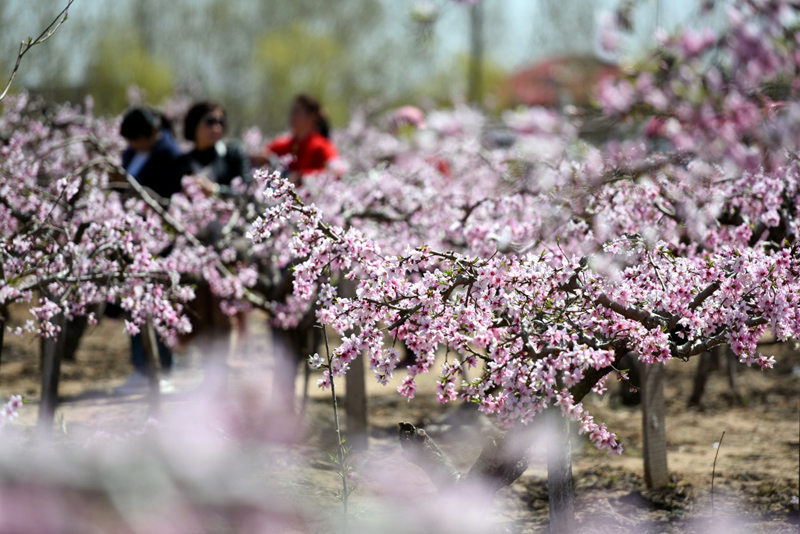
top-left (178, 152), bottom-right (219, 198)
top-left (252, 136), bottom-right (291, 168)
top-left (250, 151), bottom-right (270, 168)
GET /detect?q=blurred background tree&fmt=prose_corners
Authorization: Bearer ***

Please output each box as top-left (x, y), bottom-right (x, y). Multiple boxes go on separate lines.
top-left (86, 27), bottom-right (175, 114)
top-left (251, 23), bottom-right (351, 130)
top-left (0, 0), bottom-right (711, 134)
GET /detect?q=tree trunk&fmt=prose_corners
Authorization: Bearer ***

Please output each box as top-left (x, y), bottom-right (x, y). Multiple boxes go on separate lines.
top-left (724, 346), bottom-right (739, 403)
top-left (395, 359), bottom-right (624, 526)
top-left (38, 314), bottom-right (66, 430)
top-left (61, 315), bottom-right (88, 362)
top-left (642, 363), bottom-right (668, 489)
top-left (688, 345), bottom-right (740, 408)
top-left (688, 349), bottom-right (718, 408)
top-left (141, 319), bottom-right (161, 417)
top-left (398, 422), bottom-right (462, 490)
top-left (618, 351), bottom-right (642, 406)
top-left (269, 327), bottom-right (304, 412)
top-left (547, 408), bottom-right (575, 534)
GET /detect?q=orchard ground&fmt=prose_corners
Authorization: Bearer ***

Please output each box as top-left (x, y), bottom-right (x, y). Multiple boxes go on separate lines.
top-left (0, 302), bottom-right (797, 533)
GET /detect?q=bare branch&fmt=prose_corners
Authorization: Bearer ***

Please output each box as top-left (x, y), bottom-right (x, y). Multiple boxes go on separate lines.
top-left (674, 332), bottom-right (727, 360)
top-left (595, 293), bottom-right (660, 328)
top-left (0, 0), bottom-right (74, 103)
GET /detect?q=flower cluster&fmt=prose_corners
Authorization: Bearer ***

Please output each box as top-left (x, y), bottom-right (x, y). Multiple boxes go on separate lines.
top-left (0, 94), bottom-right (193, 344)
top-left (2, 0), bottom-right (797, 456)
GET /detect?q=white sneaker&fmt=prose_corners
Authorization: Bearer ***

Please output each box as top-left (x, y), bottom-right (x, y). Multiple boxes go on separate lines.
top-left (114, 373), bottom-right (149, 394)
top-left (159, 378), bottom-right (176, 394)
top-left (116, 374), bottom-right (175, 395)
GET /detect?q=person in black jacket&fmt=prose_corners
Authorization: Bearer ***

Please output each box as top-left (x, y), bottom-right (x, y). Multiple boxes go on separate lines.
top-left (116, 107), bottom-right (183, 394)
top-left (180, 100), bottom-right (251, 196)
top-left (120, 107), bottom-right (184, 200)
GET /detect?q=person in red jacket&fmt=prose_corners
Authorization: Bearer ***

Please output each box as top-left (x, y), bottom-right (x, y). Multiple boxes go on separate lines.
top-left (254, 94), bottom-right (338, 184)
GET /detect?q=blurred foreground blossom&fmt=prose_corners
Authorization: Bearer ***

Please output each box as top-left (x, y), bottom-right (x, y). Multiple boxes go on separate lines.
top-left (0, 370), bottom-right (511, 534)
top-left (0, 396), bottom-right (22, 429)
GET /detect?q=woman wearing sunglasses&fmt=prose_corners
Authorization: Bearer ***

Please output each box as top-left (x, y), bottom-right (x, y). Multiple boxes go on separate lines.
top-left (181, 100), bottom-right (251, 196)
top-left (178, 100), bottom-right (252, 377)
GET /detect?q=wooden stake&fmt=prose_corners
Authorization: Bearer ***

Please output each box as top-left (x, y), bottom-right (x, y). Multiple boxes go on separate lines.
top-left (547, 407), bottom-right (575, 534)
top-left (642, 362), bottom-right (669, 489)
top-left (339, 279), bottom-right (368, 450)
top-left (345, 347), bottom-right (368, 450)
top-left (141, 318), bottom-right (161, 417)
top-left (38, 313), bottom-right (66, 430)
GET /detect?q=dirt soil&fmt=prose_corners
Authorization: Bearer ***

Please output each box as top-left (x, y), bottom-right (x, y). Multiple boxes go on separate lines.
top-left (0, 303), bottom-right (798, 533)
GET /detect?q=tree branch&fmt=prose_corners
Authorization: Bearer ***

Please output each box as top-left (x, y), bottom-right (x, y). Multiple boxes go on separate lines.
top-left (17, 270), bottom-right (173, 293)
top-left (595, 293), bottom-right (661, 329)
top-left (568, 348), bottom-right (626, 402)
top-left (87, 147), bottom-right (272, 312)
top-left (689, 281), bottom-right (720, 311)
top-left (0, 0), bottom-right (74, 103)
top-left (346, 206), bottom-right (420, 224)
top-left (398, 421), bottom-right (462, 491)
top-left (466, 427), bottom-right (531, 492)
top-left (398, 421), bottom-right (533, 495)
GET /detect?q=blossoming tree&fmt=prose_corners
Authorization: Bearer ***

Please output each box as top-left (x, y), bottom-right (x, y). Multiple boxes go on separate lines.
top-left (0, 94), bottom-right (201, 423)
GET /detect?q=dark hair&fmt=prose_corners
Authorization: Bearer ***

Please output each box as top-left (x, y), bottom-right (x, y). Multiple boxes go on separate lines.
top-left (120, 107), bottom-right (169, 140)
top-left (184, 100), bottom-right (226, 142)
top-left (294, 94), bottom-right (330, 139)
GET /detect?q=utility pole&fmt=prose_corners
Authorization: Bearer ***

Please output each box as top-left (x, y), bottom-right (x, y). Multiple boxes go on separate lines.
top-left (467, 1), bottom-right (484, 107)
top-left (135, 0), bottom-right (154, 56)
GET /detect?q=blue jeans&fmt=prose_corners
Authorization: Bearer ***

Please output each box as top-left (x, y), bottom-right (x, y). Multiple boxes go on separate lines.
top-left (130, 333), bottom-right (172, 375)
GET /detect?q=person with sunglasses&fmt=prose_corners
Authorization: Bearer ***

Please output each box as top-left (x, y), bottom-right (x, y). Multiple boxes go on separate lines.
top-left (181, 100), bottom-right (251, 196)
top-left (179, 100), bottom-right (251, 377)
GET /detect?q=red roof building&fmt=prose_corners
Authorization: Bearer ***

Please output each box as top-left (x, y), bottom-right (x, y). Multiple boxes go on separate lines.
top-left (505, 56), bottom-right (620, 108)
